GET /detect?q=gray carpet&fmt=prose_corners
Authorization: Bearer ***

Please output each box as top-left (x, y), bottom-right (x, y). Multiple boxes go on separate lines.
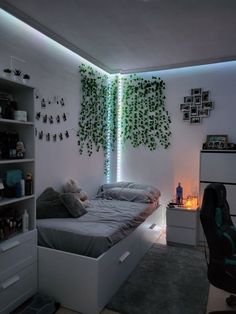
top-left (107, 243), bottom-right (209, 314)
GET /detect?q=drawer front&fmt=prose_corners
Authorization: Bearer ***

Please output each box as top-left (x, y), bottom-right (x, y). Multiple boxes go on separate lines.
top-left (0, 263), bottom-right (37, 314)
top-left (200, 152), bottom-right (236, 183)
top-left (167, 226), bottom-right (196, 246)
top-left (166, 209), bottom-right (197, 228)
top-left (98, 239), bottom-right (140, 306)
top-left (0, 230), bottom-right (37, 279)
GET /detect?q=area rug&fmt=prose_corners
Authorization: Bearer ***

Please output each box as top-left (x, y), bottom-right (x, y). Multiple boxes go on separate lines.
top-left (106, 243), bottom-right (209, 314)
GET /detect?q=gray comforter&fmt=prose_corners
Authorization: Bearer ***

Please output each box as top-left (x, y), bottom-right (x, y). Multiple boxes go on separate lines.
top-left (37, 199), bottom-right (157, 258)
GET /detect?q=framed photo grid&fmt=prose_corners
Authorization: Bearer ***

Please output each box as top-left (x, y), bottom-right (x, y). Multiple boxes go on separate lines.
top-left (180, 88), bottom-right (214, 124)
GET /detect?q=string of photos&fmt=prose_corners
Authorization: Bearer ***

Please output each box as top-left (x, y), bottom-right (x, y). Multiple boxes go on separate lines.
top-left (35, 112), bottom-right (68, 124)
top-left (35, 128), bottom-right (70, 142)
top-left (35, 92), bottom-right (70, 142)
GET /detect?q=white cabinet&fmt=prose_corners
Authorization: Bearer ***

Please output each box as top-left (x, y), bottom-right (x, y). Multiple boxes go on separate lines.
top-left (166, 207), bottom-right (198, 246)
top-left (0, 77), bottom-right (37, 313)
top-left (199, 150), bottom-right (236, 243)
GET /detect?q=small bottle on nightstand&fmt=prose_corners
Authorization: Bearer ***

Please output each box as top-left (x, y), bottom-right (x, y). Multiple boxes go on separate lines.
top-left (176, 182), bottom-right (183, 205)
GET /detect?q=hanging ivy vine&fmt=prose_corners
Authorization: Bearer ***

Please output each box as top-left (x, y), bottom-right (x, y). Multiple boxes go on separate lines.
top-left (77, 64), bottom-right (118, 156)
top-left (121, 74), bottom-right (171, 150)
top-left (77, 65), bottom-right (171, 176)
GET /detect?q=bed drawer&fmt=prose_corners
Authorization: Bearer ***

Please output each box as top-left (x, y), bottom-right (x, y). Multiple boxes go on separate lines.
top-left (0, 230), bottom-right (37, 279)
top-left (98, 237), bottom-right (140, 306)
top-left (0, 263), bottom-right (37, 314)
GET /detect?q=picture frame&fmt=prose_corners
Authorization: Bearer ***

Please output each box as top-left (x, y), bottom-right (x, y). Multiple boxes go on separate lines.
top-left (202, 91), bottom-right (209, 102)
top-left (206, 134), bottom-right (228, 149)
top-left (194, 95), bottom-right (201, 104)
top-left (184, 96), bottom-right (193, 103)
top-left (183, 112), bottom-right (190, 121)
top-left (202, 101), bottom-right (214, 110)
top-left (198, 108), bottom-right (209, 117)
top-left (190, 117), bottom-right (201, 124)
top-left (191, 88), bottom-right (202, 96)
top-left (180, 104), bottom-right (190, 111)
top-left (190, 106), bottom-right (197, 116)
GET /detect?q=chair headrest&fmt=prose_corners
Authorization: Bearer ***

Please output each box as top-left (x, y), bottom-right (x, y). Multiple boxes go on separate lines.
top-left (205, 183), bottom-right (226, 208)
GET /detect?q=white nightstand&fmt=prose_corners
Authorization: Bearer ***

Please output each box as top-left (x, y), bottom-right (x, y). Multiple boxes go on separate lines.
top-left (166, 206), bottom-right (198, 246)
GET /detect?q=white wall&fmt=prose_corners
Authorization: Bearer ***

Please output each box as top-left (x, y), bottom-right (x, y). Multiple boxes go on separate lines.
top-left (120, 62), bottom-right (236, 208)
top-left (1, 9), bottom-right (236, 208)
top-left (0, 10), bottom-right (105, 197)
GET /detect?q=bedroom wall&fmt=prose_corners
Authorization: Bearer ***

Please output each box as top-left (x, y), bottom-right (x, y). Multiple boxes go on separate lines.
top-left (1, 10), bottom-right (236, 211)
top-left (120, 61), bottom-right (236, 209)
top-left (0, 10), bottom-right (106, 197)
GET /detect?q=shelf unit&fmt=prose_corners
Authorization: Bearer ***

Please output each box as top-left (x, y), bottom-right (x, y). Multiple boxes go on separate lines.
top-left (0, 76), bottom-right (37, 314)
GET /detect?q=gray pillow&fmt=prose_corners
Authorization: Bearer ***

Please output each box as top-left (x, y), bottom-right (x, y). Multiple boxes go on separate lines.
top-left (36, 187), bottom-right (72, 219)
top-left (59, 193), bottom-right (87, 218)
top-left (98, 187), bottom-right (154, 203)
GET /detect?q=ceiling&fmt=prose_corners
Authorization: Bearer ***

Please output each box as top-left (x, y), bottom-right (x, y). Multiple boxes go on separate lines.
top-left (1, 0), bottom-right (236, 74)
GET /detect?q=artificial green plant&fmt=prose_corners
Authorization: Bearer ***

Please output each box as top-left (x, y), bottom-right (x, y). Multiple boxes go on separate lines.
top-left (77, 65), bottom-right (171, 175)
top-left (121, 74), bottom-right (171, 149)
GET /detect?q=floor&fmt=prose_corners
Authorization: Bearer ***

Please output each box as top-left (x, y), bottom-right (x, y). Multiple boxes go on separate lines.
top-left (13, 231), bottom-right (236, 314)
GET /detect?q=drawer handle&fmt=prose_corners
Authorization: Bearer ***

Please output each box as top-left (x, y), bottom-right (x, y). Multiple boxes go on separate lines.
top-left (1, 275), bottom-right (20, 290)
top-left (119, 251), bottom-right (130, 263)
top-left (149, 223), bottom-right (157, 230)
top-left (1, 240), bottom-right (20, 252)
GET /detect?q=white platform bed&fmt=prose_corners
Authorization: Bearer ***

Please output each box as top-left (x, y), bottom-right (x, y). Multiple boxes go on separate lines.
top-left (38, 207), bottom-right (162, 314)
top-left (37, 183), bottom-right (162, 314)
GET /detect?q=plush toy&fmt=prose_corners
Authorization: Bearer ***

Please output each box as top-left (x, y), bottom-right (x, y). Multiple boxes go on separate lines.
top-left (16, 141), bottom-right (25, 159)
top-left (63, 179), bottom-right (89, 207)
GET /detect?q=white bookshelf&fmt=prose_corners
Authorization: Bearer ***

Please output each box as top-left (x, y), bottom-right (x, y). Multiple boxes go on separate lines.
top-left (0, 76), bottom-right (37, 314)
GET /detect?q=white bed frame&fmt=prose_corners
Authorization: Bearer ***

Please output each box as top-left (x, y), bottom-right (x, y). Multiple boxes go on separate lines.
top-left (38, 206), bottom-right (163, 314)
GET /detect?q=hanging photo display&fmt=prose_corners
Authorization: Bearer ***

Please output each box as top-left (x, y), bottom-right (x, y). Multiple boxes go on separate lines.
top-left (35, 93), bottom-right (70, 142)
top-left (180, 88), bottom-right (214, 124)
top-left (35, 128), bottom-right (70, 141)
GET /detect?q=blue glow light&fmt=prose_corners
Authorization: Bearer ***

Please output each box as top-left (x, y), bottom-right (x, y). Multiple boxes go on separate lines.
top-left (105, 77), bottom-right (112, 183)
top-left (117, 74), bottom-right (123, 182)
top-left (0, 9), bottom-right (108, 75)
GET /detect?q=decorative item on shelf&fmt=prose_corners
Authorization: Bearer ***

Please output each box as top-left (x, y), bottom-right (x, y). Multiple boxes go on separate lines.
top-left (180, 88), bottom-right (214, 124)
top-left (0, 216), bottom-right (22, 241)
top-left (16, 141), bottom-right (25, 159)
top-left (0, 178), bottom-right (4, 199)
top-left (185, 195), bottom-right (198, 210)
top-left (3, 68), bottom-right (12, 78)
top-left (22, 209), bottom-right (29, 233)
top-left (4, 169), bottom-right (22, 197)
top-left (13, 110), bottom-right (27, 122)
top-left (23, 73), bottom-right (30, 84)
top-left (202, 134), bottom-right (228, 150)
top-left (13, 69), bottom-right (22, 81)
top-left (176, 182), bottom-right (183, 206)
top-left (25, 172), bottom-right (33, 195)
top-left (227, 143), bottom-right (236, 150)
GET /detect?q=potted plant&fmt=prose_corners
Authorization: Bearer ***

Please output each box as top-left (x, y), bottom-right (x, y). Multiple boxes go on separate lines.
top-left (23, 73), bottom-right (30, 84)
top-left (13, 69), bottom-right (22, 80)
top-left (3, 68), bottom-right (12, 78)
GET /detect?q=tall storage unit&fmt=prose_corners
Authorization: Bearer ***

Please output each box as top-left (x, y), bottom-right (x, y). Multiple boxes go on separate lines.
top-left (0, 77), bottom-right (37, 314)
top-left (198, 150), bottom-right (236, 243)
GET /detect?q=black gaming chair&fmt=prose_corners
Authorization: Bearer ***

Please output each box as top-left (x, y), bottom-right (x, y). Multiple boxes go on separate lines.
top-left (200, 183), bottom-right (236, 314)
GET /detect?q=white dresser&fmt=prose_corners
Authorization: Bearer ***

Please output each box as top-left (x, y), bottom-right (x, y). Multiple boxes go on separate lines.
top-left (199, 150), bottom-right (236, 243)
top-left (0, 230), bottom-right (37, 314)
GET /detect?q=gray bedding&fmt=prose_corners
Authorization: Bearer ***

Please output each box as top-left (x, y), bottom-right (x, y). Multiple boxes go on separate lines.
top-left (37, 198), bottom-right (158, 258)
